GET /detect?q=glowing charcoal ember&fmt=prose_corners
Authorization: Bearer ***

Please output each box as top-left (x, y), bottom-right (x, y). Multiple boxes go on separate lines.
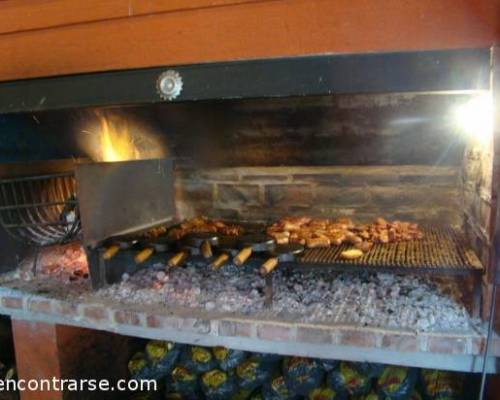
top-left (37, 242), bottom-right (89, 283)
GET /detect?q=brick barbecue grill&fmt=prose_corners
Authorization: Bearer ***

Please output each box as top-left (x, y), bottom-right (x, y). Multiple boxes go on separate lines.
top-left (0, 47), bottom-right (498, 390)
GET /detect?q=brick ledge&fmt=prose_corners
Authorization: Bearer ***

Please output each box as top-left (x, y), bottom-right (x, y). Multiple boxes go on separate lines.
top-left (0, 285), bottom-right (496, 372)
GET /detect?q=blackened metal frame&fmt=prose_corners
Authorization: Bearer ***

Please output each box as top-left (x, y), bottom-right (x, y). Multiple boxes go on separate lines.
top-left (0, 48), bottom-right (491, 114)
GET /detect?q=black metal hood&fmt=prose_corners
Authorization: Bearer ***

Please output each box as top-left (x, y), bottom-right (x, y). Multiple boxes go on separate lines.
top-left (0, 48), bottom-right (491, 114)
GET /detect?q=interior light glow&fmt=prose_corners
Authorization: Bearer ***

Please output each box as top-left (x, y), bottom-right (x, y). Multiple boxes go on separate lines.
top-left (454, 93), bottom-right (493, 147)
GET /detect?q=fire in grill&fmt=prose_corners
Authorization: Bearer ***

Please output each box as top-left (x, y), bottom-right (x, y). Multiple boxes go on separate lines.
top-left (0, 49), bottom-right (494, 330)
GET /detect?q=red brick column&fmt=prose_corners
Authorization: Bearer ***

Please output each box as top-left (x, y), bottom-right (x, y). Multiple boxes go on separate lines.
top-left (11, 320), bottom-right (63, 400)
top-left (11, 319), bottom-right (133, 400)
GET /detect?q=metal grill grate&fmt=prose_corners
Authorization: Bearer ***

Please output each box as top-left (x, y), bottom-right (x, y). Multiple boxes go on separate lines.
top-left (296, 226), bottom-right (483, 275)
top-left (0, 172), bottom-right (80, 246)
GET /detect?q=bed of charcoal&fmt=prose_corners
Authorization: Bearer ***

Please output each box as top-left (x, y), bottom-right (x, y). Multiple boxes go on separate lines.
top-left (97, 260), bottom-right (477, 333)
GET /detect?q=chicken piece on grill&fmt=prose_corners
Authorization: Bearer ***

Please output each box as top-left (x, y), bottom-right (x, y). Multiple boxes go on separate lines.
top-left (144, 226), bottom-right (168, 238)
top-left (167, 217), bottom-right (244, 240)
top-left (265, 216), bottom-right (423, 254)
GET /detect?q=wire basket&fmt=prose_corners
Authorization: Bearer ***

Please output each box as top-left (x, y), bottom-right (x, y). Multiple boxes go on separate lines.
top-left (0, 172), bottom-right (80, 246)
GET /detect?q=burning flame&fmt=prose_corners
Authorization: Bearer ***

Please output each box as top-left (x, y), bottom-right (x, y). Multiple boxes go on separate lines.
top-left (99, 116), bottom-right (139, 162)
top-left (79, 111), bottom-right (166, 162)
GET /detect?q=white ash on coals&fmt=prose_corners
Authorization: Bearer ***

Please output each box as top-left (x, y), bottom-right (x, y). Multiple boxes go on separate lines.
top-left (97, 262), bottom-right (477, 332)
top-left (271, 271), bottom-right (476, 331)
top-left (98, 262), bottom-right (266, 313)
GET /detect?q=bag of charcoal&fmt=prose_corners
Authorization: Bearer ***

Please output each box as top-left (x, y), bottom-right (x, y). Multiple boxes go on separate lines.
top-left (376, 366), bottom-right (418, 400)
top-left (326, 362), bottom-right (371, 398)
top-left (201, 369), bottom-right (238, 400)
top-left (170, 365), bottom-right (203, 400)
top-left (144, 340), bottom-right (183, 380)
top-left (320, 360), bottom-right (340, 373)
top-left (283, 357), bottom-right (324, 397)
top-left (213, 346), bottom-right (248, 371)
top-left (129, 391), bottom-right (164, 400)
top-left (420, 369), bottom-right (464, 400)
top-left (249, 389), bottom-right (265, 400)
top-left (254, 352), bottom-right (283, 367)
top-left (128, 352), bottom-right (151, 380)
top-left (262, 374), bottom-right (300, 400)
top-left (308, 385), bottom-right (346, 400)
top-left (351, 390), bottom-right (421, 400)
top-left (180, 345), bottom-right (218, 374)
top-left (237, 357), bottom-right (276, 392)
top-left (354, 362), bottom-right (385, 379)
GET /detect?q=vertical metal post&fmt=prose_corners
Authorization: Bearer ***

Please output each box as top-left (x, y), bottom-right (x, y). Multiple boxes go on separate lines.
top-left (264, 273), bottom-right (273, 309)
top-left (31, 246), bottom-right (40, 276)
top-left (479, 44), bottom-right (500, 400)
top-left (85, 247), bottom-right (107, 289)
top-left (473, 272), bottom-right (483, 319)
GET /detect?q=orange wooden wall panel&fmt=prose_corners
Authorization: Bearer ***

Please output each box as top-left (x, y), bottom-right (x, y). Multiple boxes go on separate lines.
top-left (0, 0), bottom-right (129, 34)
top-left (130, 0), bottom-right (266, 17)
top-left (0, 0), bottom-right (263, 34)
top-left (0, 0), bottom-right (499, 82)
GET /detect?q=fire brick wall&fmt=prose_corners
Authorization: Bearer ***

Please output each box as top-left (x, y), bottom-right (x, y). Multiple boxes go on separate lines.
top-left (169, 92), bottom-right (476, 228)
top-left (462, 140), bottom-right (495, 282)
top-left (175, 165), bottom-right (461, 227)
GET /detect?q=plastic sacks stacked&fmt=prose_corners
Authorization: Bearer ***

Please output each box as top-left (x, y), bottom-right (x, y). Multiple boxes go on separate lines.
top-left (128, 341), bottom-right (465, 400)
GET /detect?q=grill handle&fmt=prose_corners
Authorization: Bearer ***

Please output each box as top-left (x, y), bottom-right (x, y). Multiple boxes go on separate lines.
top-left (210, 253), bottom-right (229, 269)
top-left (234, 246), bottom-right (252, 265)
top-left (260, 257), bottom-right (279, 275)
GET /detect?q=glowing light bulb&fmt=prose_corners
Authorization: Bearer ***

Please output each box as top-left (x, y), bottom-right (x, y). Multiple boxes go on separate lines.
top-left (454, 93), bottom-right (493, 147)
